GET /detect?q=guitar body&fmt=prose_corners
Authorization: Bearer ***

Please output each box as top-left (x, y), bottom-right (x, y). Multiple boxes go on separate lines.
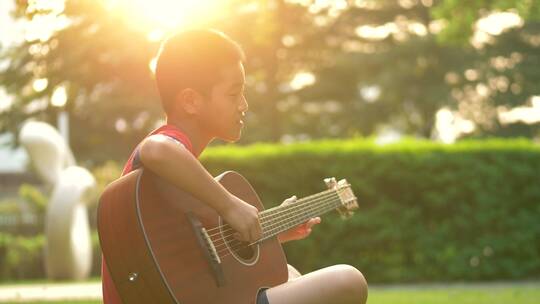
top-left (98, 169), bottom-right (288, 304)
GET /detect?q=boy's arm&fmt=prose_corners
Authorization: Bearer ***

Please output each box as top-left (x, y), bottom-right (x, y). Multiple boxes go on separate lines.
top-left (138, 135), bottom-right (262, 243)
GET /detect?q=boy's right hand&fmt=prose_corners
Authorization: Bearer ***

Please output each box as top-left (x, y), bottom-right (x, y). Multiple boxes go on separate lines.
top-left (220, 195), bottom-right (262, 243)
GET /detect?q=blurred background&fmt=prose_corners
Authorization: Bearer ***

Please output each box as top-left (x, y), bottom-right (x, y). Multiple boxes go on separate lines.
top-left (0, 0), bottom-right (539, 303)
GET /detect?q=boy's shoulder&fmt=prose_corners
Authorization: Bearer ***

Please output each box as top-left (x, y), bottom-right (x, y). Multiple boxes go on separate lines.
top-left (122, 124), bottom-right (194, 175)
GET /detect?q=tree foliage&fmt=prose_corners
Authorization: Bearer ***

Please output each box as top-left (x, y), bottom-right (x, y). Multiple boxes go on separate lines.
top-left (433, 0), bottom-right (540, 44)
top-left (0, 0), bottom-right (539, 164)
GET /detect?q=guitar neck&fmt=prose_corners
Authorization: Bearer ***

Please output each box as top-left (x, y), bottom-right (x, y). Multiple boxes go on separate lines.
top-left (257, 189), bottom-right (341, 242)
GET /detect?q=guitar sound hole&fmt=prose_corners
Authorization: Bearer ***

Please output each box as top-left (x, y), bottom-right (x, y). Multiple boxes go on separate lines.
top-left (230, 240), bottom-right (255, 260)
top-left (219, 218), bottom-right (260, 265)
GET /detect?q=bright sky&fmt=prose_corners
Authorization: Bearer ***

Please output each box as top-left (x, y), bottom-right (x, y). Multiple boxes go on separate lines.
top-left (0, 1), bottom-right (23, 47)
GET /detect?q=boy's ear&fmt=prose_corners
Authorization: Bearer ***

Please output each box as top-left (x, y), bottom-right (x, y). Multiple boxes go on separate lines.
top-left (174, 88), bottom-right (203, 115)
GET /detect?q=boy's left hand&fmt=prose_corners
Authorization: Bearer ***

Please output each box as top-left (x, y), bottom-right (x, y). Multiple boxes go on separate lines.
top-left (277, 196), bottom-right (322, 243)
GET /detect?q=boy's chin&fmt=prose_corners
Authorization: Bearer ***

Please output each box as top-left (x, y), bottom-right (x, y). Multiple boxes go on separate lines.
top-left (218, 132), bottom-right (242, 143)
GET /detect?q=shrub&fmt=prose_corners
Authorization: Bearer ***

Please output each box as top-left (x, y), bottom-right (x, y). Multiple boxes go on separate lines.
top-left (3, 138), bottom-right (539, 283)
top-left (201, 138), bottom-right (540, 282)
top-left (0, 231), bottom-right (102, 281)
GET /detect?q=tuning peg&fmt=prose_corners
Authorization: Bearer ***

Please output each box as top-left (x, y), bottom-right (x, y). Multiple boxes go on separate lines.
top-left (337, 179), bottom-right (349, 187)
top-left (324, 177), bottom-right (337, 189)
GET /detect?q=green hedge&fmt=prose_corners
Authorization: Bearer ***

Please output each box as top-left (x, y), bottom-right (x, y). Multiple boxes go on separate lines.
top-left (2, 138), bottom-right (539, 283)
top-left (0, 233), bottom-right (45, 280)
top-left (0, 232), bottom-right (102, 281)
top-left (200, 138), bottom-right (540, 283)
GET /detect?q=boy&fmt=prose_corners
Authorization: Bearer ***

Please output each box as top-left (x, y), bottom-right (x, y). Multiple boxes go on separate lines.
top-left (101, 29), bottom-right (368, 304)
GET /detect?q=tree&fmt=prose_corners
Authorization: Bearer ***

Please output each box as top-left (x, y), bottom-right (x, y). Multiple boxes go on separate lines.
top-left (433, 0), bottom-right (540, 44)
top-left (1, 0), bottom-right (347, 160)
top-left (432, 0), bottom-right (540, 137)
top-left (1, 0), bottom-right (537, 165)
top-left (1, 0), bottom-right (161, 163)
top-left (293, 0), bottom-right (472, 137)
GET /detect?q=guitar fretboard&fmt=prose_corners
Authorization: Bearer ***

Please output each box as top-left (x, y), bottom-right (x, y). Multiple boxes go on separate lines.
top-left (257, 189), bottom-right (342, 242)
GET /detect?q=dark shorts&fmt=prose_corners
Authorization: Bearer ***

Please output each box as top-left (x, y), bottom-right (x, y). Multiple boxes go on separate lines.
top-left (257, 288), bottom-right (269, 304)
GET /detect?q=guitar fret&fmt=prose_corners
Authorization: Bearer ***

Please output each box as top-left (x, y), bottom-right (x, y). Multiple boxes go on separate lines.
top-left (262, 199), bottom-right (339, 240)
top-left (259, 191), bottom-right (342, 241)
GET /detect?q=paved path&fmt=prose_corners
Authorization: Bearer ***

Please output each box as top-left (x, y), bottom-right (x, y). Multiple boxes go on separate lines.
top-left (0, 282), bottom-right (101, 302)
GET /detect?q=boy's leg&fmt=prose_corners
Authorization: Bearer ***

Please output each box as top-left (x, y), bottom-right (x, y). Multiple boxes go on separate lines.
top-left (266, 264), bottom-right (368, 304)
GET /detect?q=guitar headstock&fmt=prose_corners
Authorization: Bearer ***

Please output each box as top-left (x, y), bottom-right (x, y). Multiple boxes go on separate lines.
top-left (324, 177), bottom-right (358, 220)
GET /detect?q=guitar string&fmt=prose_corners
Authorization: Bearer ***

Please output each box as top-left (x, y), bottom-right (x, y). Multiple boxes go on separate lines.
top-left (207, 190), bottom-right (340, 245)
top-left (210, 190), bottom-right (340, 248)
top-left (214, 196), bottom-right (342, 259)
top-left (204, 188), bottom-right (340, 235)
top-left (210, 193), bottom-right (340, 251)
top-left (206, 189), bottom-right (339, 236)
top-left (211, 195), bottom-right (341, 255)
top-left (206, 187), bottom-right (340, 234)
top-left (212, 196), bottom-right (339, 254)
top-left (206, 189), bottom-right (339, 239)
top-left (209, 189), bottom-right (344, 249)
top-left (213, 197), bottom-right (340, 260)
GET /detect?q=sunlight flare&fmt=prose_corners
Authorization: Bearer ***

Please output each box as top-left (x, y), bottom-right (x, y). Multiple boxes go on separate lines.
top-left (113, 0), bottom-right (227, 33)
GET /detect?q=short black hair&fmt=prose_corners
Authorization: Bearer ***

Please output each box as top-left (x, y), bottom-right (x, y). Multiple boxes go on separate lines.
top-left (154, 29), bottom-right (245, 113)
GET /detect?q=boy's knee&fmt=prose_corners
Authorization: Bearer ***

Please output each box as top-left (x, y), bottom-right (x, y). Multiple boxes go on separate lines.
top-left (287, 264), bottom-right (302, 280)
top-left (334, 264), bottom-right (368, 304)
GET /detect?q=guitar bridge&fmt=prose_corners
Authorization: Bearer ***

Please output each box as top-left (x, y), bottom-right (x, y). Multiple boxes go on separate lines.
top-left (201, 227), bottom-right (221, 264)
top-left (187, 212), bottom-right (226, 287)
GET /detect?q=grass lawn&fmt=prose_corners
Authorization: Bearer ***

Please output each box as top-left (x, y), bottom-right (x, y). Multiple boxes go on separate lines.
top-left (1, 281), bottom-right (538, 304)
top-left (2, 302), bottom-right (98, 304)
top-left (368, 281), bottom-right (540, 304)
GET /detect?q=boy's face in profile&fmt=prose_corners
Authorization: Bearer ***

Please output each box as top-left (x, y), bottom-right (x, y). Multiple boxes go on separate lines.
top-left (199, 61), bottom-right (248, 142)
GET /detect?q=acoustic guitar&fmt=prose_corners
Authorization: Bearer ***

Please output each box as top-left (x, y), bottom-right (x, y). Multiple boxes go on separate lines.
top-left (98, 169), bottom-right (358, 304)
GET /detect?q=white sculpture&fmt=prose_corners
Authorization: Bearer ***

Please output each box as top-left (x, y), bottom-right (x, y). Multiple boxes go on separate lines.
top-left (19, 121), bottom-right (96, 280)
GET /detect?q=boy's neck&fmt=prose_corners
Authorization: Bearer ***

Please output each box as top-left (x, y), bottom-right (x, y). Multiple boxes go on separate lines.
top-left (166, 116), bottom-right (211, 157)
